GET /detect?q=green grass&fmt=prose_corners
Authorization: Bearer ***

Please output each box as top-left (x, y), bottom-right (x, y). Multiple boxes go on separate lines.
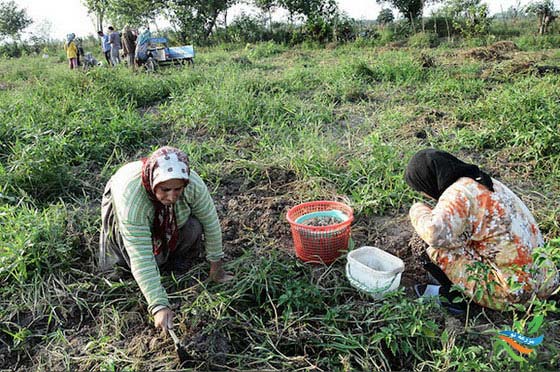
top-left (1, 41), bottom-right (560, 371)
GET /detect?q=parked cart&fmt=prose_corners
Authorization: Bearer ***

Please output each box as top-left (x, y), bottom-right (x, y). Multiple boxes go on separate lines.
top-left (146, 37), bottom-right (195, 70)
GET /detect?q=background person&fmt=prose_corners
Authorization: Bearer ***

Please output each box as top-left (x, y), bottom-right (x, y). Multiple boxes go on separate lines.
top-left (75, 37), bottom-right (84, 67)
top-left (63, 33), bottom-right (78, 70)
top-left (405, 148), bottom-right (558, 311)
top-left (135, 27), bottom-right (152, 66)
top-left (122, 25), bottom-right (137, 69)
top-left (97, 30), bottom-right (112, 66)
top-left (99, 146), bottom-right (233, 333)
top-left (107, 26), bottom-right (121, 66)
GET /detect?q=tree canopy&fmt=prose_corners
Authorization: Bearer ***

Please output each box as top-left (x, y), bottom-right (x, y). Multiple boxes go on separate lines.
top-left (0, 0), bottom-right (32, 40)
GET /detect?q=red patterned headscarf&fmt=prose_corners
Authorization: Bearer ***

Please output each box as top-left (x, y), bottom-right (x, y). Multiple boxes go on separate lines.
top-left (141, 147), bottom-right (190, 255)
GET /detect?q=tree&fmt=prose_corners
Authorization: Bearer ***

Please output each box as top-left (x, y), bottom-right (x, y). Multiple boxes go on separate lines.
top-left (441, 0), bottom-right (490, 38)
top-left (106, 0), bottom-right (164, 26)
top-left (0, 0), bottom-right (32, 40)
top-left (526, 0), bottom-right (557, 35)
top-left (376, 0), bottom-right (423, 22)
top-left (82, 0), bottom-right (108, 32)
top-left (253, 0), bottom-right (277, 30)
top-left (377, 8), bottom-right (395, 25)
top-left (84, 0), bottom-right (165, 31)
top-left (278, 0), bottom-right (337, 22)
top-left (166, 0), bottom-right (238, 43)
top-left (376, 0), bottom-right (442, 23)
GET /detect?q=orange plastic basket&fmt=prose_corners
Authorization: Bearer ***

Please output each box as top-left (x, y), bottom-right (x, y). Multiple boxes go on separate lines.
top-left (286, 200), bottom-right (354, 264)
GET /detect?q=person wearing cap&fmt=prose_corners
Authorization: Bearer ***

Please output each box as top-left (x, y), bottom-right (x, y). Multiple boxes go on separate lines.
top-left (99, 146), bottom-right (233, 333)
top-left (405, 148), bottom-right (558, 312)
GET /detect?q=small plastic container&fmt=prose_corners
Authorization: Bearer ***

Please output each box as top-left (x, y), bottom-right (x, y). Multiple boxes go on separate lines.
top-left (346, 246), bottom-right (405, 299)
top-left (286, 201), bottom-right (353, 264)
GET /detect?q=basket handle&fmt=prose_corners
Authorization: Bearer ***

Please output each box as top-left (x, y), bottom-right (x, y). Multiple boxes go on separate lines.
top-left (346, 266), bottom-right (402, 296)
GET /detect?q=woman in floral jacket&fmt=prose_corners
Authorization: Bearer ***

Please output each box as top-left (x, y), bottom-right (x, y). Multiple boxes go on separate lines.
top-left (405, 149), bottom-right (558, 311)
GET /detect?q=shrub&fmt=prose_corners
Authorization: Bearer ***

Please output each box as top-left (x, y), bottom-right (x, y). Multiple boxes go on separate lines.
top-left (408, 31), bottom-right (439, 48)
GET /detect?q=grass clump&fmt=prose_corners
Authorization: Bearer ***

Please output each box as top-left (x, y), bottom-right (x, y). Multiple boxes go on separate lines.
top-left (246, 41), bottom-right (287, 59)
top-left (0, 203), bottom-right (75, 284)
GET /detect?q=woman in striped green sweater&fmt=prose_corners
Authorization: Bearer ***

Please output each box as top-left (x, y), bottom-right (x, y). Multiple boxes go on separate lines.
top-left (99, 146), bottom-right (232, 333)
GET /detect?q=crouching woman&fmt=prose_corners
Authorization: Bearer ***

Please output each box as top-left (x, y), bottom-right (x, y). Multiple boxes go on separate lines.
top-left (99, 146), bottom-right (232, 333)
top-left (405, 149), bottom-right (558, 311)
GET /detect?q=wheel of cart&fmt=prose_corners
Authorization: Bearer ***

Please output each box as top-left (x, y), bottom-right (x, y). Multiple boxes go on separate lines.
top-left (145, 56), bottom-right (157, 72)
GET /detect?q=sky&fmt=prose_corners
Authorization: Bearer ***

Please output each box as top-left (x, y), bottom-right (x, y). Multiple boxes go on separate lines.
top-left (12, 0), bottom-right (558, 40)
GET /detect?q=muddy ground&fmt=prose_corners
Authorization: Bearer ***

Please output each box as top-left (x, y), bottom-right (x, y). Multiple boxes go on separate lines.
top-left (15, 165), bottom-right (428, 372)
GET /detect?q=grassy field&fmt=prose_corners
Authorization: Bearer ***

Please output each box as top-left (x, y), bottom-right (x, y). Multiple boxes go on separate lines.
top-left (1, 38), bottom-right (560, 371)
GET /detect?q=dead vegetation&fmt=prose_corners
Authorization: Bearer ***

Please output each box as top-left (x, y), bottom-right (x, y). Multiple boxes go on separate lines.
top-left (463, 40), bottom-right (520, 61)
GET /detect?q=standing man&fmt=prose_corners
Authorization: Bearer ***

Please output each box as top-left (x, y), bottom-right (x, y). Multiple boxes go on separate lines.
top-left (122, 25), bottom-right (137, 69)
top-left (108, 26), bottom-right (121, 66)
top-left (97, 30), bottom-right (112, 66)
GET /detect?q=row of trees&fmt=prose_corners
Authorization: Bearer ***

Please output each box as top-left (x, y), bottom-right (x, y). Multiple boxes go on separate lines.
top-left (82, 0), bottom-right (342, 42)
top-left (81, 0), bottom-right (558, 44)
top-left (378, 0), bottom-right (558, 36)
top-left (0, 0), bottom-right (557, 50)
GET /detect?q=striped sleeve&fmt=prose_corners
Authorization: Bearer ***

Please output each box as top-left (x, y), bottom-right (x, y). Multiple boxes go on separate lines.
top-left (111, 162), bottom-right (169, 314)
top-left (118, 220), bottom-right (170, 314)
top-left (183, 171), bottom-right (224, 262)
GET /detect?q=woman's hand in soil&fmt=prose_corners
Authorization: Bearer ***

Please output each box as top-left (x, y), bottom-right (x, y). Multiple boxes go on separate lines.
top-left (154, 307), bottom-right (174, 334)
top-left (209, 260), bottom-right (234, 283)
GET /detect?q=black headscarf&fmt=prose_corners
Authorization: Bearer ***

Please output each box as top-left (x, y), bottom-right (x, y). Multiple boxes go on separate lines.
top-left (404, 149), bottom-right (494, 200)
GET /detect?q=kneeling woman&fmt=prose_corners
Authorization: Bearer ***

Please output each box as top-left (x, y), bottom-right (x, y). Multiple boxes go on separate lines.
top-left (99, 146), bottom-right (232, 332)
top-left (405, 149), bottom-right (558, 311)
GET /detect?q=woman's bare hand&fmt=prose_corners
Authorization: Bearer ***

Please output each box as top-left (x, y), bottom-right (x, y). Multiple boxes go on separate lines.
top-left (209, 260), bottom-right (234, 283)
top-left (154, 307), bottom-right (174, 334)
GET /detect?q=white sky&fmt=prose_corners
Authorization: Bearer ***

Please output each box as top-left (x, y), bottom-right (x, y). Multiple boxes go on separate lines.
top-left (13, 0), bottom-right (557, 40)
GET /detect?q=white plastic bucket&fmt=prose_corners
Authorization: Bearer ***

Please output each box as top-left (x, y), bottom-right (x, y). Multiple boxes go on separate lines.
top-left (346, 246), bottom-right (405, 299)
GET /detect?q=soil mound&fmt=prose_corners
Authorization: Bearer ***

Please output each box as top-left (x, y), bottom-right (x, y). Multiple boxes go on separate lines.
top-left (464, 41), bottom-right (519, 61)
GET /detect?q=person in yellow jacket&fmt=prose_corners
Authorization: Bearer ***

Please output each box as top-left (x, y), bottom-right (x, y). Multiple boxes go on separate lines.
top-left (64, 33), bottom-right (78, 69)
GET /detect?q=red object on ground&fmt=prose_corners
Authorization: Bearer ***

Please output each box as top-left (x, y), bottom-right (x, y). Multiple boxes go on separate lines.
top-left (286, 200), bottom-right (354, 264)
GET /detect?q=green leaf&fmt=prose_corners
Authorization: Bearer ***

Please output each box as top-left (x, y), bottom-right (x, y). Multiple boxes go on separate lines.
top-left (527, 315), bottom-right (544, 335)
top-left (494, 339), bottom-right (527, 363)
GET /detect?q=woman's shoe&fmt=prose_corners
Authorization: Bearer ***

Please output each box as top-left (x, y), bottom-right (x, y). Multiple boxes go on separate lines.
top-left (414, 284), bottom-right (465, 315)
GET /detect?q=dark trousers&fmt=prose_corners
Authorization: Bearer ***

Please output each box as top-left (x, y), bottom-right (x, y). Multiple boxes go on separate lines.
top-left (104, 50), bottom-right (112, 66)
top-left (421, 252), bottom-right (469, 311)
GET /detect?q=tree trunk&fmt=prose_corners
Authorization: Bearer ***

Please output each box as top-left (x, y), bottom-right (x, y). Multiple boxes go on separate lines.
top-left (541, 14), bottom-right (556, 35)
top-left (96, 13), bottom-right (104, 32)
top-left (538, 15), bottom-right (545, 35)
top-left (204, 10), bottom-right (219, 39)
